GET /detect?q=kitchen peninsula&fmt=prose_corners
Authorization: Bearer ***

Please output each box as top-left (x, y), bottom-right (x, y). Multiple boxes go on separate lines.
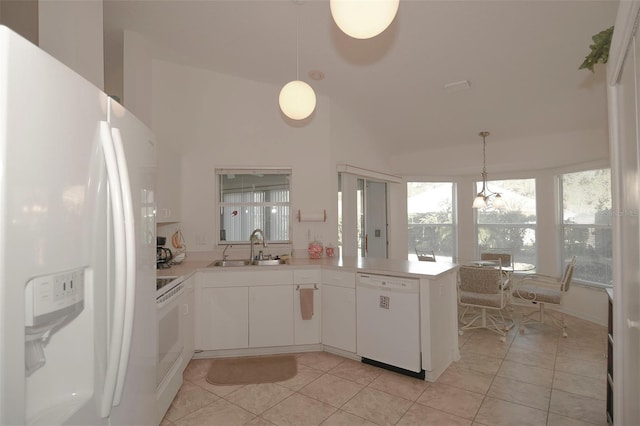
top-left (158, 256), bottom-right (459, 384)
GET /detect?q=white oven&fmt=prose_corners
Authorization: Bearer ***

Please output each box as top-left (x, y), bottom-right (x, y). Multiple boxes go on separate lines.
top-left (156, 275), bottom-right (185, 422)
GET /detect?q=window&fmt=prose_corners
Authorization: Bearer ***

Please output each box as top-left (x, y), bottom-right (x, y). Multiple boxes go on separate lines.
top-left (407, 182), bottom-right (456, 262)
top-left (476, 178), bottom-right (537, 266)
top-left (217, 169), bottom-right (291, 244)
top-left (561, 168), bottom-right (612, 287)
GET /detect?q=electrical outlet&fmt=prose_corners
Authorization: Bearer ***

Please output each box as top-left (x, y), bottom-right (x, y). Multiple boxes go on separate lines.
top-left (195, 233), bottom-right (207, 245)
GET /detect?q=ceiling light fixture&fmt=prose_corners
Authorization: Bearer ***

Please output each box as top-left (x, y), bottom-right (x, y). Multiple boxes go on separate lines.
top-left (279, 3), bottom-right (316, 120)
top-left (330, 0), bottom-right (399, 40)
top-left (473, 131), bottom-right (505, 209)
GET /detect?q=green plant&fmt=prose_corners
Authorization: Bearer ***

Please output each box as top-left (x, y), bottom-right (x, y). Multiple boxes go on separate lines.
top-left (579, 26), bottom-right (614, 72)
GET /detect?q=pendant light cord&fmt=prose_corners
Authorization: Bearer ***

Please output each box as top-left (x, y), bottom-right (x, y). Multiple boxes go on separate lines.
top-left (296, 6), bottom-right (300, 80)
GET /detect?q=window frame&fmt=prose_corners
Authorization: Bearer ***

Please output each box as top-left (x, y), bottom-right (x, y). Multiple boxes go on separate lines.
top-left (215, 167), bottom-right (293, 245)
top-left (558, 167), bottom-right (613, 288)
top-left (406, 180), bottom-right (458, 262)
top-left (474, 177), bottom-right (538, 267)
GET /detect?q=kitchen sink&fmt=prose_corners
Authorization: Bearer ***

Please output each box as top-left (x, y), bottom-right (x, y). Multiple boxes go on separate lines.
top-left (208, 259), bottom-right (252, 267)
top-left (208, 258), bottom-right (287, 267)
top-left (252, 259), bottom-right (287, 266)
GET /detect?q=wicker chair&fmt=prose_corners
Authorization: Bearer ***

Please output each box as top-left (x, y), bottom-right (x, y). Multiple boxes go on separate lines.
top-left (511, 256), bottom-right (576, 337)
top-left (458, 265), bottom-right (513, 342)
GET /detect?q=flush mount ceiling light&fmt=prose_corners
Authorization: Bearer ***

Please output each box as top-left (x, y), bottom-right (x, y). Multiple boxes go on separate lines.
top-left (473, 131), bottom-right (505, 209)
top-left (279, 3), bottom-right (316, 120)
top-left (330, 0), bottom-right (399, 39)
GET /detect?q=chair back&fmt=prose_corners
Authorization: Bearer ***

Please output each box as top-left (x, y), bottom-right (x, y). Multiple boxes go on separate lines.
top-left (480, 252), bottom-right (512, 268)
top-left (416, 248), bottom-right (436, 262)
top-left (458, 265), bottom-right (504, 295)
top-left (561, 256), bottom-right (577, 292)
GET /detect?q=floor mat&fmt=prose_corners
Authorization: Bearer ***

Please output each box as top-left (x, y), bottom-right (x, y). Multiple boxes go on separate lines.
top-left (205, 355), bottom-right (297, 385)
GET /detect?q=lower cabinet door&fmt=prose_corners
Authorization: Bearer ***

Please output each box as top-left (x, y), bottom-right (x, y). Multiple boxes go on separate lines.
top-left (322, 285), bottom-right (356, 353)
top-left (197, 286), bottom-right (249, 350)
top-left (294, 284), bottom-right (321, 345)
top-left (249, 285), bottom-right (294, 347)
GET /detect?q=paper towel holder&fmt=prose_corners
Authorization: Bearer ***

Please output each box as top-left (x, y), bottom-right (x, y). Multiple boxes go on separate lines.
top-left (297, 209), bottom-right (327, 222)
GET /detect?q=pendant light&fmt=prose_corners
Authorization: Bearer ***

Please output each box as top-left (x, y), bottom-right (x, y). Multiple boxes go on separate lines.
top-left (472, 131), bottom-right (505, 209)
top-left (279, 3), bottom-right (316, 120)
top-left (330, 0), bottom-right (399, 40)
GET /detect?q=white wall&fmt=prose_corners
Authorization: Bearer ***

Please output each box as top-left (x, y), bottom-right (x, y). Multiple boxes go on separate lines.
top-left (38, 0), bottom-right (104, 90)
top-left (123, 30), bottom-right (152, 127)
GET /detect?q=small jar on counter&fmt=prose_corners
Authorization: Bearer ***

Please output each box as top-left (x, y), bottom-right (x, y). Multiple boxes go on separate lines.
top-left (308, 240), bottom-right (323, 259)
top-left (325, 244), bottom-right (335, 257)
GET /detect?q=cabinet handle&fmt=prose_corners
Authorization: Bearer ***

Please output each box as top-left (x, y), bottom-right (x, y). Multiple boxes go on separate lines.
top-left (627, 319), bottom-right (640, 329)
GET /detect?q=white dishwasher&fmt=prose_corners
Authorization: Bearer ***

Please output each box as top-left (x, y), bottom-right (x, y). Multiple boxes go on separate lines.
top-left (356, 273), bottom-right (424, 378)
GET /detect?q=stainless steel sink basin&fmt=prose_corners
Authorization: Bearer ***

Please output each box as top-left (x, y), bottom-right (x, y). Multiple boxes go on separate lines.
top-left (252, 259), bottom-right (287, 266)
top-left (208, 259), bottom-right (252, 267)
top-left (208, 258), bottom-right (287, 267)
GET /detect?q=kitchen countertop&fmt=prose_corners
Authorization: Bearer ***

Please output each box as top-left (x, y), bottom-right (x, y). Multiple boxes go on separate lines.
top-left (157, 255), bottom-right (458, 280)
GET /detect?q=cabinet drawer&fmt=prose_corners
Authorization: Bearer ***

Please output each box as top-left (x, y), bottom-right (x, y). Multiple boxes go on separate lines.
top-left (294, 269), bottom-right (321, 284)
top-left (321, 269), bottom-right (355, 289)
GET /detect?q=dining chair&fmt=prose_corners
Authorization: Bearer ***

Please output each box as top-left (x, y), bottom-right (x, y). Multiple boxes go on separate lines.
top-left (415, 248), bottom-right (436, 262)
top-left (480, 251), bottom-right (514, 273)
top-left (458, 265), bottom-right (513, 342)
top-left (511, 256), bottom-right (576, 337)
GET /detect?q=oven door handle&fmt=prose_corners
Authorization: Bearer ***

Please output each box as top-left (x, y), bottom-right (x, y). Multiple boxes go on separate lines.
top-left (156, 284), bottom-right (185, 310)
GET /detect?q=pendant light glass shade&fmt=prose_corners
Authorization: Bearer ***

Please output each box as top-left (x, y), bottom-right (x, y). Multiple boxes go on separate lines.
top-left (330, 0), bottom-right (399, 39)
top-left (279, 80), bottom-right (316, 120)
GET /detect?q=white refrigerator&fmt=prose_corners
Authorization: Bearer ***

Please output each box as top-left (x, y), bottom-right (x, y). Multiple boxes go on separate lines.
top-left (0, 26), bottom-right (157, 425)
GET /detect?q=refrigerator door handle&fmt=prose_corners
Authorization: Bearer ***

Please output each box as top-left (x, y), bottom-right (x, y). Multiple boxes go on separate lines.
top-left (110, 127), bottom-right (136, 407)
top-left (98, 121), bottom-right (128, 418)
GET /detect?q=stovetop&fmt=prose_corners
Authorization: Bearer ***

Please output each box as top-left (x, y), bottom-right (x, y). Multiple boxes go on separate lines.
top-left (156, 276), bottom-right (179, 292)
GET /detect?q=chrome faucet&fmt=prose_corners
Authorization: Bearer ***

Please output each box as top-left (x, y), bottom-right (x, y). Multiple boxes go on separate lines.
top-left (222, 244), bottom-right (232, 261)
top-left (249, 229), bottom-right (268, 261)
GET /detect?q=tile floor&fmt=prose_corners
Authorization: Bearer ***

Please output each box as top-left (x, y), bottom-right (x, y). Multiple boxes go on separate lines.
top-left (160, 307), bottom-right (608, 426)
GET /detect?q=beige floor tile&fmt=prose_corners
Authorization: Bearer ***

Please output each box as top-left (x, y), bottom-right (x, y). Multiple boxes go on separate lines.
top-left (297, 351), bottom-right (347, 372)
top-left (299, 373), bottom-right (364, 407)
top-left (497, 360), bottom-right (554, 387)
top-left (455, 350), bottom-right (504, 375)
top-left (173, 399), bottom-right (255, 426)
top-left (556, 341), bottom-right (607, 363)
top-left (327, 358), bottom-right (383, 385)
top-left (341, 387), bottom-right (412, 426)
top-left (547, 412), bottom-right (604, 426)
top-left (549, 389), bottom-right (607, 425)
top-left (459, 333), bottom-right (511, 358)
top-left (244, 416), bottom-right (276, 426)
top-left (475, 396), bottom-right (548, 426)
top-left (397, 403), bottom-right (472, 426)
top-left (164, 381), bottom-right (219, 422)
top-left (262, 393), bottom-right (336, 426)
top-left (160, 417), bottom-right (175, 426)
top-left (505, 345), bottom-right (556, 370)
top-left (278, 363), bottom-right (325, 391)
top-left (510, 333), bottom-right (559, 355)
top-left (416, 382), bottom-right (484, 420)
top-left (553, 371), bottom-right (606, 401)
top-left (367, 371), bottom-right (430, 401)
top-left (225, 383), bottom-right (294, 415)
top-left (436, 365), bottom-right (494, 395)
top-left (320, 410), bottom-right (379, 426)
top-left (487, 375), bottom-right (551, 411)
top-left (554, 356), bottom-right (606, 380)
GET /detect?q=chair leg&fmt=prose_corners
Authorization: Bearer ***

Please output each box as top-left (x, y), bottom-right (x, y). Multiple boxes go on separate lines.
top-left (520, 303), bottom-right (568, 337)
top-left (459, 307), bottom-right (512, 342)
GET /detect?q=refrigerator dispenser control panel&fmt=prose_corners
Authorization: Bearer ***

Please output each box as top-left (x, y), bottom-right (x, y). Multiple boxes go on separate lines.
top-left (24, 268), bottom-right (85, 327)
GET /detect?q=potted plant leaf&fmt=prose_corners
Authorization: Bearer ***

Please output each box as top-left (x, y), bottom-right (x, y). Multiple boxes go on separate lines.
top-left (579, 26), bottom-right (614, 72)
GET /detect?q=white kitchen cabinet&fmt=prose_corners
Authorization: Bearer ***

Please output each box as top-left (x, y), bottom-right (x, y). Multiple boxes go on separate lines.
top-left (180, 275), bottom-right (195, 372)
top-left (249, 285), bottom-right (294, 347)
top-left (196, 286), bottom-right (248, 350)
top-left (293, 269), bottom-right (321, 345)
top-left (156, 142), bottom-right (181, 223)
top-left (321, 269), bottom-right (356, 353)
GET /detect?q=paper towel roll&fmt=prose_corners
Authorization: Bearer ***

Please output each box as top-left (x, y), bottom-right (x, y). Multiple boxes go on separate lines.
top-left (297, 209), bottom-right (327, 222)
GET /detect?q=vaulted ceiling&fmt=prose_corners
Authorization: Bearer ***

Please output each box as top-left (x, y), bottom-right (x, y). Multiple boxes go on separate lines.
top-left (103, 0), bottom-right (618, 156)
